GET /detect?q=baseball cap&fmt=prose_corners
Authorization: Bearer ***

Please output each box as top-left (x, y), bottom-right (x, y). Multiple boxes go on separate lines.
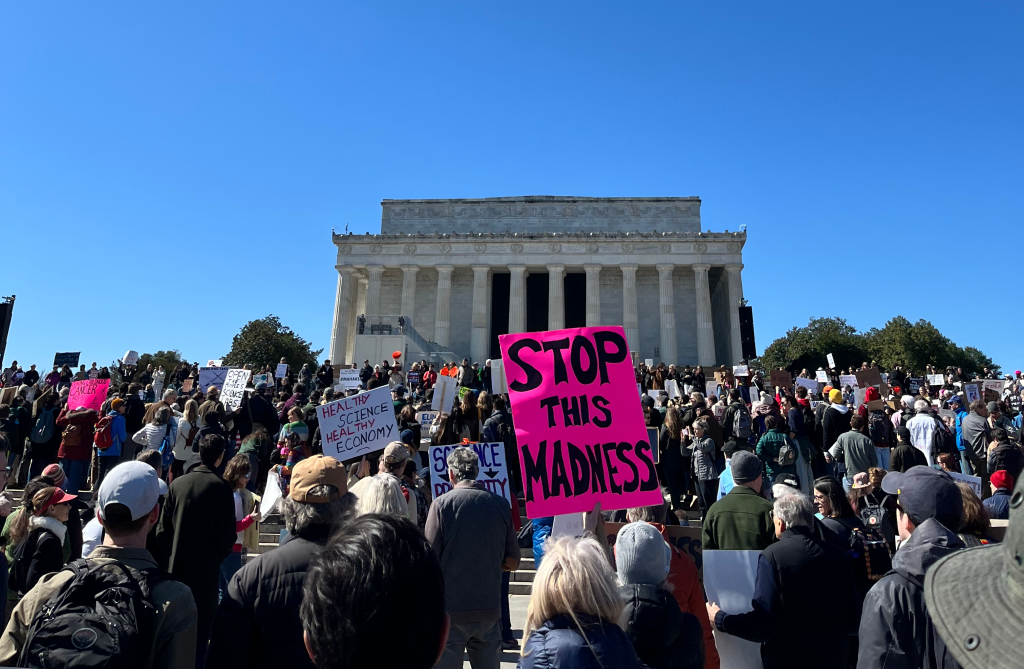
top-left (289, 455), bottom-right (348, 503)
top-left (947, 395), bottom-right (962, 406)
top-left (774, 472), bottom-right (800, 490)
top-left (881, 465), bottom-right (962, 525)
top-left (34, 488), bottom-right (77, 517)
top-left (925, 477), bottom-right (1024, 669)
top-left (97, 461), bottom-right (167, 521)
top-left (383, 441), bottom-right (409, 467)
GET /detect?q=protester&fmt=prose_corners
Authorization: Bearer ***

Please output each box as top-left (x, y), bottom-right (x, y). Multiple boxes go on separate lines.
top-left (829, 415), bottom-right (879, 491)
top-left (354, 472), bottom-right (408, 517)
top-left (691, 417), bottom-right (721, 519)
top-left (55, 404), bottom-right (98, 496)
top-left (520, 535), bottom-right (645, 669)
top-left (299, 515), bottom-right (446, 669)
top-left (961, 400), bottom-right (991, 492)
top-left (348, 442), bottom-right (417, 525)
top-left (0, 461), bottom-right (196, 668)
top-left (857, 466), bottom-right (965, 669)
top-left (157, 433), bottom-right (236, 667)
top-left (954, 482), bottom-right (996, 547)
top-left (821, 388), bottom-right (852, 455)
top-left (94, 397), bottom-right (128, 492)
top-left (986, 427), bottom-right (1023, 483)
top-left (659, 407), bottom-right (689, 520)
top-left (617, 522), bottom-right (705, 669)
top-left (702, 450), bottom-right (775, 550)
top-left (132, 405), bottom-right (177, 462)
top-left (171, 399), bottom-right (200, 480)
top-left (708, 487), bottom-right (859, 669)
top-left (219, 454), bottom-right (261, 598)
top-left (755, 414), bottom-right (797, 485)
top-left (208, 454), bottom-right (354, 669)
top-left (983, 469), bottom-right (1012, 520)
top-left (425, 446), bottom-right (519, 669)
top-left (7, 487), bottom-right (75, 596)
top-left (891, 425), bottom-right (928, 473)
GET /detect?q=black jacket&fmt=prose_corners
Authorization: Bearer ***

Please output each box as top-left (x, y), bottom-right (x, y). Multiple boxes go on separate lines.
top-left (247, 392), bottom-right (280, 438)
top-left (987, 440), bottom-right (1024, 483)
top-left (716, 525), bottom-right (859, 669)
top-left (622, 584), bottom-right (703, 669)
top-left (822, 405), bottom-right (852, 452)
top-left (208, 527), bottom-right (331, 669)
top-left (857, 518), bottom-right (964, 669)
top-left (15, 525), bottom-right (65, 594)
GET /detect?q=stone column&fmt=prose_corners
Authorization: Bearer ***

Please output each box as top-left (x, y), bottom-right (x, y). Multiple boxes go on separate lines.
top-left (584, 264), bottom-right (602, 327)
top-left (692, 263), bottom-right (716, 366)
top-left (620, 264), bottom-right (639, 354)
top-left (508, 265), bottom-right (527, 334)
top-left (329, 267), bottom-right (358, 366)
top-left (365, 265), bottom-right (384, 327)
top-left (399, 265), bottom-right (419, 327)
top-left (726, 264), bottom-right (745, 364)
top-left (546, 264), bottom-right (565, 330)
top-left (656, 264), bottom-right (678, 364)
top-left (346, 274), bottom-right (364, 363)
top-left (434, 265), bottom-right (454, 347)
top-left (471, 265), bottom-right (490, 363)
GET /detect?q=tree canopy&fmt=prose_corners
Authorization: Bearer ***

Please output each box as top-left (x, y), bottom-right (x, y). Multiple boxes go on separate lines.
top-left (137, 349), bottom-right (185, 373)
top-left (222, 315), bottom-right (323, 373)
top-left (754, 316), bottom-right (998, 377)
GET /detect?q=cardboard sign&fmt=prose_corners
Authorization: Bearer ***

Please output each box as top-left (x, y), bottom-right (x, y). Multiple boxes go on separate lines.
top-left (122, 350), bottom-right (139, 366)
top-left (795, 377), bottom-right (818, 391)
top-left (815, 370), bottom-right (829, 383)
top-left (335, 368), bottom-right (361, 391)
top-left (665, 380), bottom-right (680, 399)
top-left (0, 387), bottom-right (17, 406)
top-left (949, 471), bottom-right (982, 497)
top-left (839, 374), bottom-right (857, 388)
top-left (604, 522), bottom-right (704, 577)
top-left (499, 326), bottom-right (662, 518)
top-left (429, 442), bottom-right (511, 504)
top-left (866, 399), bottom-right (885, 412)
top-left (198, 367), bottom-right (229, 392)
top-left (221, 368), bottom-right (252, 412)
top-left (316, 386), bottom-right (399, 461)
top-left (53, 352), bottom-right (80, 368)
top-left (964, 383), bottom-right (980, 404)
top-left (68, 379), bottom-right (110, 413)
top-left (928, 374), bottom-right (945, 387)
top-left (769, 370), bottom-right (791, 388)
top-left (827, 353), bottom-right (836, 369)
top-left (732, 365), bottom-right (749, 377)
top-left (856, 367), bottom-right (884, 388)
top-left (417, 410), bottom-right (439, 428)
top-left (181, 378), bottom-right (194, 393)
top-left (491, 358), bottom-right (508, 394)
top-left (275, 363), bottom-right (289, 379)
top-left (431, 375), bottom-right (459, 412)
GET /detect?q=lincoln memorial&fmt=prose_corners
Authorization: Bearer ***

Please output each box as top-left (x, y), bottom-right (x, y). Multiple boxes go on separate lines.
top-left (329, 196), bottom-right (747, 368)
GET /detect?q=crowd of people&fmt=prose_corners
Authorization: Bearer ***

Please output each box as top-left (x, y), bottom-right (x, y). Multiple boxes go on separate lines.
top-left (0, 352), bottom-right (1019, 668)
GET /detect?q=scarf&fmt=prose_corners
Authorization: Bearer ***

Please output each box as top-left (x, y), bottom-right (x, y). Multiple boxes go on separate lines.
top-left (30, 515), bottom-right (68, 544)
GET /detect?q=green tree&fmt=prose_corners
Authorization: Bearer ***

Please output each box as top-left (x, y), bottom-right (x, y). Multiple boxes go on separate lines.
top-left (222, 315), bottom-right (323, 373)
top-left (137, 349), bottom-right (186, 375)
top-left (754, 317), bottom-right (868, 373)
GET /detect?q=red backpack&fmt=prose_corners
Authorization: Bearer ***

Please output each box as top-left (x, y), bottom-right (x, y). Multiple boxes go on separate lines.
top-left (94, 415), bottom-right (114, 450)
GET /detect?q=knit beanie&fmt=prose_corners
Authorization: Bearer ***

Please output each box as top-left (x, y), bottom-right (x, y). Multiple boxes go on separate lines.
top-left (616, 522), bottom-right (671, 586)
top-left (829, 389), bottom-right (844, 404)
top-left (731, 450), bottom-right (763, 484)
top-left (42, 463), bottom-right (66, 488)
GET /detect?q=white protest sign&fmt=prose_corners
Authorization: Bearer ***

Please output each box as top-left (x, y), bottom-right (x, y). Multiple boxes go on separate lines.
top-left (706, 381), bottom-right (718, 399)
top-left (815, 370), bottom-right (829, 383)
top-left (207, 359), bottom-right (223, 367)
top-left (839, 374), bottom-right (857, 388)
top-left (644, 359), bottom-right (654, 367)
top-left (647, 389), bottom-right (662, 400)
top-left (949, 471), bottom-right (983, 498)
top-left (428, 442), bottom-right (511, 504)
top-left (827, 353), bottom-right (836, 369)
top-left (939, 409), bottom-right (956, 419)
top-left (854, 387), bottom-right (867, 408)
top-left (253, 373), bottom-right (271, 387)
top-left (811, 401), bottom-right (824, 410)
top-left (550, 512), bottom-right (587, 540)
top-left (665, 379), bottom-right (680, 399)
top-left (335, 368), bottom-right (361, 391)
top-left (703, 550), bottom-right (764, 669)
top-left (198, 367), bottom-right (229, 392)
top-left (416, 410), bottom-right (439, 429)
top-left (713, 404), bottom-right (725, 420)
top-left (122, 350), bottom-right (139, 366)
top-left (431, 375), bottom-right (458, 412)
top-left (260, 469), bottom-right (283, 516)
top-left (983, 380), bottom-right (1003, 394)
top-left (733, 365), bottom-right (749, 377)
top-left (964, 383), bottom-right (980, 403)
top-left (317, 385), bottom-right (400, 461)
top-left (275, 363), bottom-right (289, 379)
top-left (795, 377), bottom-right (818, 391)
top-left (221, 368), bottom-right (252, 412)
top-left (490, 359), bottom-right (508, 394)
top-left (928, 374), bottom-right (945, 386)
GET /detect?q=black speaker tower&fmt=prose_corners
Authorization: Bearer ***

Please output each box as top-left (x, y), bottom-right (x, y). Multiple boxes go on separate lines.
top-left (739, 305), bottom-right (756, 360)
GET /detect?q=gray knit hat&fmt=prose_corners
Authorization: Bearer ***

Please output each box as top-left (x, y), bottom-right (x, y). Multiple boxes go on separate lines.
top-left (731, 450), bottom-right (763, 484)
top-left (615, 522), bottom-right (671, 586)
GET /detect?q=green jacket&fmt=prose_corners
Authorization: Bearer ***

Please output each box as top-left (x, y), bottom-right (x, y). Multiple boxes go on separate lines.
top-left (756, 428), bottom-right (797, 482)
top-left (701, 485), bottom-right (776, 551)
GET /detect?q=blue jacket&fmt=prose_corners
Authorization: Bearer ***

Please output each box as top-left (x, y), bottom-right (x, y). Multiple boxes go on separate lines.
top-left (517, 614), bottom-right (645, 669)
top-left (953, 408), bottom-right (968, 451)
top-left (983, 488), bottom-right (1011, 520)
top-left (532, 516), bottom-right (553, 567)
top-left (101, 411), bottom-right (128, 458)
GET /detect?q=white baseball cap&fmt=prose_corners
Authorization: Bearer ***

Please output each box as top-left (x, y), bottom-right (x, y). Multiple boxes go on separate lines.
top-left (97, 461), bottom-right (168, 521)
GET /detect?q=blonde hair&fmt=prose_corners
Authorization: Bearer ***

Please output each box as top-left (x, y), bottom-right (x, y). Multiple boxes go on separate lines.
top-left (355, 474), bottom-right (408, 519)
top-left (522, 536), bottom-right (623, 656)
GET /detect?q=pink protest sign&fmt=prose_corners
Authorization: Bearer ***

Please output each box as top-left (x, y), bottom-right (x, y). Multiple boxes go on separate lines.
top-left (68, 379), bottom-right (111, 413)
top-left (499, 326), bottom-right (662, 518)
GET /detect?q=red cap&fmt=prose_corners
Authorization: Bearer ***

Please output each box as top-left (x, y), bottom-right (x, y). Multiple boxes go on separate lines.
top-left (34, 488), bottom-right (77, 516)
top-left (991, 470), bottom-right (1013, 491)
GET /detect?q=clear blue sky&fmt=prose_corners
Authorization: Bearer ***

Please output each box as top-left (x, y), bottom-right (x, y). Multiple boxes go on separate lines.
top-left (2, 2), bottom-right (1021, 372)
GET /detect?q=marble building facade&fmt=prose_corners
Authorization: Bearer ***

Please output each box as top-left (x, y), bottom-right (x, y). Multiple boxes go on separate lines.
top-left (329, 196), bottom-right (746, 367)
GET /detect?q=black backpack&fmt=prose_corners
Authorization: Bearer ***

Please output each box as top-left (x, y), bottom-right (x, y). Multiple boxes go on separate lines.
top-left (868, 410), bottom-right (889, 446)
top-left (18, 559), bottom-right (166, 669)
top-left (845, 523), bottom-right (893, 596)
top-left (931, 417), bottom-right (956, 456)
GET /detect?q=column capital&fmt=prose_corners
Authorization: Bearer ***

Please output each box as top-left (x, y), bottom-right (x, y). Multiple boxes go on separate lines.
top-left (583, 263), bottom-right (603, 273)
top-left (358, 276), bottom-right (368, 285)
top-left (656, 263), bottom-right (675, 273)
top-left (436, 264), bottom-right (454, 275)
top-left (400, 264), bottom-right (421, 273)
top-left (545, 263), bottom-right (565, 273)
top-left (508, 264), bottom-right (527, 274)
top-left (691, 263), bottom-right (711, 272)
top-left (335, 264), bottom-right (359, 275)
top-left (619, 263), bottom-right (638, 272)
top-left (725, 263), bottom-right (744, 272)
top-left (470, 264), bottom-right (491, 273)
top-left (366, 264), bottom-right (385, 275)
